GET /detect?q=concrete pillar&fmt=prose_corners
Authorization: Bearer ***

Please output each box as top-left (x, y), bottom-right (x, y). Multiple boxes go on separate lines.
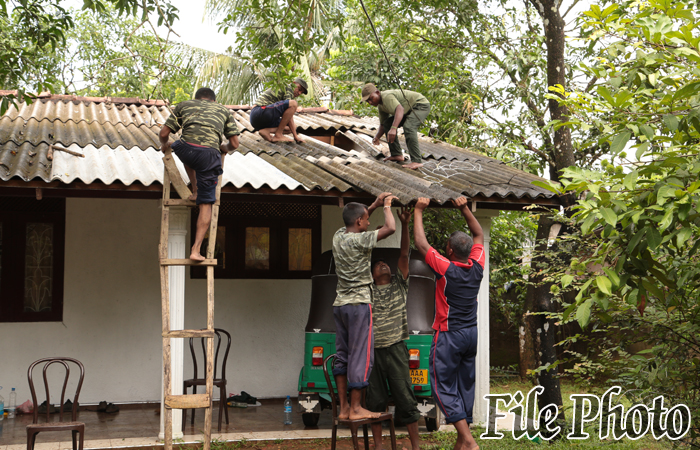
top-left (159, 206), bottom-right (188, 440)
top-left (474, 211), bottom-right (498, 426)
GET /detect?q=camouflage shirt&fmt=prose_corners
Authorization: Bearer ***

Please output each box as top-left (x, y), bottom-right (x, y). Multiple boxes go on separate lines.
top-left (164, 99), bottom-right (240, 150)
top-left (332, 227), bottom-right (379, 307)
top-left (377, 89), bottom-right (430, 123)
top-left (254, 86), bottom-right (295, 107)
top-left (371, 267), bottom-right (410, 348)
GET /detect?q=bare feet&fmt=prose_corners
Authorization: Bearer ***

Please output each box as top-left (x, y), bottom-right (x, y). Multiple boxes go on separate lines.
top-left (189, 252), bottom-right (206, 262)
top-left (294, 136), bottom-right (304, 143)
top-left (348, 406), bottom-right (381, 421)
top-left (384, 155), bottom-right (406, 162)
top-left (271, 134), bottom-right (294, 143)
top-left (338, 405), bottom-right (350, 420)
top-left (404, 162), bottom-right (424, 170)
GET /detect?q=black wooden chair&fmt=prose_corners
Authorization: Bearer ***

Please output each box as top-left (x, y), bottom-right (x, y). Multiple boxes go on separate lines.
top-left (27, 357), bottom-right (85, 450)
top-left (182, 328), bottom-right (231, 432)
top-left (322, 354), bottom-right (397, 450)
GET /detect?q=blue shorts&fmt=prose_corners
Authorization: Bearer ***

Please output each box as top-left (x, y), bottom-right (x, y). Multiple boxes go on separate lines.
top-left (249, 100), bottom-right (290, 130)
top-left (333, 303), bottom-right (374, 390)
top-left (430, 326), bottom-right (478, 424)
top-left (171, 140), bottom-right (222, 205)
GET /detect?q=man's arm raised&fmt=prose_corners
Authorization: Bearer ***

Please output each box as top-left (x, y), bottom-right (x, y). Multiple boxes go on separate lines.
top-left (377, 195), bottom-right (398, 242)
top-left (368, 192), bottom-right (391, 216)
top-left (452, 197), bottom-right (484, 246)
top-left (413, 197), bottom-right (431, 258)
top-left (398, 206), bottom-right (412, 279)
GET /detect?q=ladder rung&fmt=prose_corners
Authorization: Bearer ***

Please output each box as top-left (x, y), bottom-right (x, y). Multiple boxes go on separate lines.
top-left (163, 329), bottom-right (215, 338)
top-left (165, 394), bottom-right (210, 410)
top-left (163, 199), bottom-right (197, 207)
top-left (162, 200), bottom-right (221, 207)
top-left (160, 258), bottom-right (217, 266)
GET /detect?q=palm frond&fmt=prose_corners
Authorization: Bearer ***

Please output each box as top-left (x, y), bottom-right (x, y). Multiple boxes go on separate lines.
top-left (195, 53), bottom-right (267, 104)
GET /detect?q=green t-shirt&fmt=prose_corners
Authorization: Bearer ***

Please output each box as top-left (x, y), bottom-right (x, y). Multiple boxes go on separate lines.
top-left (254, 86), bottom-right (295, 107)
top-left (377, 89), bottom-right (430, 123)
top-left (332, 227), bottom-right (379, 307)
top-left (371, 267), bottom-right (410, 348)
top-left (164, 99), bottom-right (240, 150)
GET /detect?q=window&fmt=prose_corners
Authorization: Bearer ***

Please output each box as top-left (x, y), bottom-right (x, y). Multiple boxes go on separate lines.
top-left (0, 197), bottom-right (65, 322)
top-left (191, 201), bottom-right (321, 279)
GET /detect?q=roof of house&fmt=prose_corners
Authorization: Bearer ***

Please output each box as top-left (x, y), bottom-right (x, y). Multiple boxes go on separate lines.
top-left (0, 93), bottom-right (559, 209)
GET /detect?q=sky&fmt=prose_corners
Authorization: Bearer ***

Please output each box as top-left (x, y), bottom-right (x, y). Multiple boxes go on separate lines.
top-left (156, 0), bottom-right (232, 54)
top-left (62, 0), bottom-right (233, 54)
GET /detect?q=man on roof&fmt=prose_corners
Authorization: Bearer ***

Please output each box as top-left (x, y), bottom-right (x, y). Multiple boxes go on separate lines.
top-left (159, 87), bottom-right (240, 262)
top-left (362, 83), bottom-right (431, 170)
top-left (250, 77), bottom-right (308, 144)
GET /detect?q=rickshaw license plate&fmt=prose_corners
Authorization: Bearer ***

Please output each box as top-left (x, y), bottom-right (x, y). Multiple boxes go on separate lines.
top-left (410, 369), bottom-right (428, 384)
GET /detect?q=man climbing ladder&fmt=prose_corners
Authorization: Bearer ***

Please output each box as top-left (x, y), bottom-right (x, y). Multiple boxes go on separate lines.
top-left (159, 87), bottom-right (240, 261)
top-left (158, 87), bottom-right (238, 450)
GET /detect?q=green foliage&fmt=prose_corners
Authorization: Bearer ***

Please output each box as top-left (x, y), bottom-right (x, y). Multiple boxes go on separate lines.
top-left (0, 0), bottom-right (181, 113)
top-left (207, 0), bottom-right (345, 101)
top-left (547, 0), bottom-right (700, 445)
top-left (0, 0), bottom-right (74, 113)
top-left (489, 212), bottom-right (538, 328)
top-left (56, 6), bottom-right (199, 102)
top-left (324, 0), bottom-right (550, 174)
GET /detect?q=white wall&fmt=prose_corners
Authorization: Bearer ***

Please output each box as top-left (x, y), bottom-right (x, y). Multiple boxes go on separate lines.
top-left (1, 199), bottom-right (403, 406)
top-left (3, 198), bottom-right (163, 404)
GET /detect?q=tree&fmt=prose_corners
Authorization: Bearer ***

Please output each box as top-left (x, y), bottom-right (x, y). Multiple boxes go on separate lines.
top-left (0, 0), bottom-right (181, 112)
top-left (0, 0), bottom-right (73, 108)
top-left (548, 0), bottom-right (700, 445)
top-left (191, 0), bottom-right (348, 104)
top-left (324, 0), bottom-right (587, 427)
top-left (55, 6), bottom-right (200, 103)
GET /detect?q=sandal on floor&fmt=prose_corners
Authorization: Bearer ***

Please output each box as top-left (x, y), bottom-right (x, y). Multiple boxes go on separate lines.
top-left (63, 399), bottom-right (79, 411)
top-left (38, 401), bottom-right (58, 414)
top-left (105, 403), bottom-right (120, 414)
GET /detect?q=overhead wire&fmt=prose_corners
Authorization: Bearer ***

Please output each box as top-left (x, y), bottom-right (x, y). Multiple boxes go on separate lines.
top-left (357, 0), bottom-right (414, 112)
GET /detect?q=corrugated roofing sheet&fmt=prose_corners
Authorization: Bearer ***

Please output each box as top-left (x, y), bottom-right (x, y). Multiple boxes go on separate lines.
top-left (50, 143), bottom-right (303, 191)
top-left (0, 117), bottom-right (163, 149)
top-left (2, 99), bottom-right (170, 126)
top-left (0, 94), bottom-right (560, 206)
top-left (230, 109), bottom-right (379, 133)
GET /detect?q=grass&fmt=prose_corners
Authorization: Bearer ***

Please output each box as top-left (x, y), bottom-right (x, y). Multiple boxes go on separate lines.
top-left (422, 429), bottom-right (674, 449)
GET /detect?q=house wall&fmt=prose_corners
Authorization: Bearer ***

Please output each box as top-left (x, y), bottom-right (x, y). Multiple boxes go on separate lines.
top-left (2, 198), bottom-right (400, 405)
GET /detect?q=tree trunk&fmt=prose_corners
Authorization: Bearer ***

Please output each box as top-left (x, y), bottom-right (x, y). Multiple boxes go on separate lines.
top-left (523, 0), bottom-right (577, 430)
top-left (524, 214), bottom-right (565, 430)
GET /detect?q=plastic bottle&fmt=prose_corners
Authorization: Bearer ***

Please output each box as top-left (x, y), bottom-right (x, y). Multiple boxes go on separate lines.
top-left (7, 389), bottom-right (16, 419)
top-left (283, 395), bottom-right (292, 425)
top-left (0, 386), bottom-right (4, 422)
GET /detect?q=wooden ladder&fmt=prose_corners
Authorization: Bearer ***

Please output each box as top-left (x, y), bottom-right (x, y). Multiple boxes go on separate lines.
top-left (159, 150), bottom-right (221, 450)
